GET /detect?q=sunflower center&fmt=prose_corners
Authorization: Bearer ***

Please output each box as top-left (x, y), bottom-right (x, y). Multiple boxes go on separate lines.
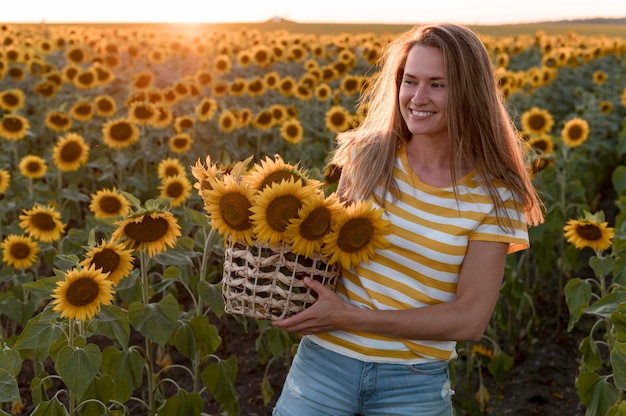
top-left (124, 215), bottom-right (171, 242)
top-left (260, 171), bottom-right (299, 191)
top-left (528, 114), bottom-right (547, 131)
top-left (110, 122), bottom-right (133, 142)
top-left (27, 161), bottom-right (43, 173)
top-left (66, 277), bottom-right (100, 306)
top-left (31, 213), bottom-right (57, 231)
top-left (165, 166), bottom-right (180, 177)
top-left (99, 195), bottom-right (123, 214)
top-left (220, 192), bottom-right (252, 231)
top-left (91, 248), bottom-right (121, 274)
top-left (60, 141), bottom-right (83, 162)
top-left (285, 124), bottom-right (300, 138)
top-left (2, 117), bottom-right (24, 132)
top-left (50, 114), bottom-right (71, 128)
top-left (299, 207), bottom-right (332, 240)
top-left (166, 181), bottom-right (184, 198)
top-left (97, 99), bottom-right (114, 113)
top-left (577, 224), bottom-right (602, 241)
top-left (266, 195), bottom-right (302, 232)
top-left (337, 217), bottom-right (374, 253)
top-left (2, 93), bottom-right (19, 106)
top-left (133, 105), bottom-right (154, 120)
top-left (172, 137), bottom-right (189, 149)
top-left (10, 242), bottom-right (31, 260)
top-left (568, 126), bottom-right (583, 141)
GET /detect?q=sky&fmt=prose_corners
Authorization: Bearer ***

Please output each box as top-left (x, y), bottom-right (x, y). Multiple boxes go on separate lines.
top-left (3, 0), bottom-right (626, 26)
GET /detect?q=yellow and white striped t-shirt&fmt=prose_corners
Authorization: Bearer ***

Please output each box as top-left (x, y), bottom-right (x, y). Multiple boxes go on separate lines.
top-left (309, 143), bottom-right (529, 364)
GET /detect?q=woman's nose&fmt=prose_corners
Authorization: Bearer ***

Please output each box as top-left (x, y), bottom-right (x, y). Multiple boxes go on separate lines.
top-left (410, 86), bottom-right (429, 104)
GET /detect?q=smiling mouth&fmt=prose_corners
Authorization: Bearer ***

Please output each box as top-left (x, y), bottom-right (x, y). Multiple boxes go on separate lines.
top-left (410, 109), bottom-right (434, 117)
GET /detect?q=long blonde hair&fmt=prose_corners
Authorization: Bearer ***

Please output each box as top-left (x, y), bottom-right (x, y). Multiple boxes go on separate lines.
top-left (331, 23), bottom-right (543, 228)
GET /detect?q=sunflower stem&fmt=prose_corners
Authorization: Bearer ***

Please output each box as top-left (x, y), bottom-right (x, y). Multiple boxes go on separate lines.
top-left (139, 249), bottom-right (157, 415)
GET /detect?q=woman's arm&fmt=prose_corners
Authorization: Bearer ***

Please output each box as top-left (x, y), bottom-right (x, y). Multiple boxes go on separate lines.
top-left (272, 239), bottom-right (509, 342)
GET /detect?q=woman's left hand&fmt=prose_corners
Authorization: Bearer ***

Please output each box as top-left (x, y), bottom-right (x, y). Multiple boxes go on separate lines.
top-left (271, 277), bottom-right (352, 335)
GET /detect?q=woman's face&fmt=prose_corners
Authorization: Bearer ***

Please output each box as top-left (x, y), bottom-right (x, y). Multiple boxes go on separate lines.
top-left (398, 45), bottom-right (448, 140)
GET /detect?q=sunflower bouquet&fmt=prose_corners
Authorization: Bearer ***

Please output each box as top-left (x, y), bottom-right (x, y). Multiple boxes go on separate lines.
top-left (192, 154), bottom-right (391, 320)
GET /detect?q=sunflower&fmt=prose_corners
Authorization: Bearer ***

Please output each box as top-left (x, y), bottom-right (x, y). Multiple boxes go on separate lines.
top-left (520, 107), bottom-right (554, 135)
top-left (44, 111), bottom-right (72, 132)
top-left (599, 100), bottom-right (613, 115)
top-left (195, 97), bottom-right (218, 122)
top-left (243, 154), bottom-right (318, 192)
top-left (250, 178), bottom-right (318, 246)
top-left (252, 110), bottom-right (275, 131)
top-left (158, 157), bottom-right (186, 180)
top-left (246, 77), bottom-right (266, 97)
top-left (264, 71), bottom-right (280, 89)
top-left (174, 115), bottom-right (195, 133)
top-left (80, 239), bottom-right (134, 285)
top-left (0, 88), bottom-right (25, 111)
top-left (0, 114), bottom-right (29, 140)
top-left (0, 234), bottom-right (39, 269)
top-left (592, 70), bottom-right (608, 85)
top-left (213, 54), bottom-right (232, 75)
top-left (218, 110), bottom-right (238, 133)
top-left (152, 105), bottom-right (173, 128)
top-left (191, 155), bottom-right (224, 196)
top-left (94, 95), bottom-right (117, 117)
top-left (280, 119), bottom-right (304, 145)
top-left (102, 118), bottom-right (140, 149)
top-left (202, 174), bottom-right (255, 245)
top-left (133, 70), bottom-right (155, 90)
top-left (51, 264), bottom-right (115, 322)
top-left (315, 83), bottom-right (332, 101)
top-left (561, 118), bottom-right (590, 148)
top-left (69, 100), bottom-right (95, 122)
top-left (112, 209), bottom-right (182, 257)
top-left (19, 155), bottom-right (47, 179)
top-left (33, 80), bottom-right (58, 98)
top-left (0, 169), bottom-right (10, 194)
top-left (325, 105), bottom-right (353, 133)
top-left (168, 133), bottom-right (193, 154)
top-left (74, 68), bottom-right (98, 89)
top-left (322, 200), bottom-right (391, 270)
top-left (278, 76), bottom-right (296, 97)
top-left (52, 132), bottom-right (89, 172)
top-left (564, 216), bottom-right (614, 252)
top-left (19, 203), bottom-right (66, 243)
top-left (89, 187), bottom-right (131, 218)
top-left (339, 74), bottom-right (362, 96)
top-left (128, 101), bottom-right (157, 126)
top-left (159, 174), bottom-right (192, 207)
top-left (284, 192), bottom-right (343, 258)
top-left (528, 134), bottom-right (555, 156)
top-left (269, 104), bottom-right (288, 124)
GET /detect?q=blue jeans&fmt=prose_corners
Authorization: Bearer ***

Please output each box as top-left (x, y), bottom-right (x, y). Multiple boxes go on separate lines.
top-left (272, 337), bottom-right (454, 416)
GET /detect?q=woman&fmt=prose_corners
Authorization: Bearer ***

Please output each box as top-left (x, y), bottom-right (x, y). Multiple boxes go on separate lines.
top-left (272, 23), bottom-right (543, 415)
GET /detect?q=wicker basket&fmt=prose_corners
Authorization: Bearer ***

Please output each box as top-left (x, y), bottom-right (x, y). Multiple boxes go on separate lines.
top-left (222, 239), bottom-right (340, 320)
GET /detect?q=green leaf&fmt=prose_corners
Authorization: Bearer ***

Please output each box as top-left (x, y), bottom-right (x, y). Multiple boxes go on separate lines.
top-left (184, 207), bottom-right (211, 229)
top-left (30, 397), bottom-right (69, 416)
top-left (261, 375), bottom-right (274, 406)
top-left (612, 305), bottom-right (626, 343)
top-left (12, 313), bottom-right (64, 353)
top-left (576, 371), bottom-right (618, 414)
top-left (612, 340), bottom-right (626, 391)
top-left (487, 352), bottom-right (514, 384)
top-left (21, 276), bottom-right (61, 298)
top-left (586, 290), bottom-right (626, 318)
top-left (101, 347), bottom-right (145, 403)
top-left (564, 278), bottom-right (592, 331)
top-left (607, 400), bottom-right (626, 416)
top-left (0, 292), bottom-right (23, 323)
top-left (92, 304), bottom-right (130, 348)
top-left (590, 256), bottom-right (614, 279)
top-left (201, 356), bottom-right (239, 416)
top-left (171, 316), bottom-right (221, 359)
top-left (197, 281), bottom-right (225, 317)
top-left (55, 343), bottom-right (102, 400)
top-left (157, 391), bottom-right (205, 416)
top-left (579, 336), bottom-right (603, 372)
top-left (0, 368), bottom-right (20, 402)
top-left (0, 346), bottom-right (22, 377)
top-left (128, 295), bottom-right (179, 346)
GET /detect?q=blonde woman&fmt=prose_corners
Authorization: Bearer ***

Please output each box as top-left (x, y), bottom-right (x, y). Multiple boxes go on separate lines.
top-left (273, 23), bottom-right (543, 415)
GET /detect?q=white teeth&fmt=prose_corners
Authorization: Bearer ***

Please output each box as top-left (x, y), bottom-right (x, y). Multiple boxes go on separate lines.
top-left (411, 110), bottom-right (432, 117)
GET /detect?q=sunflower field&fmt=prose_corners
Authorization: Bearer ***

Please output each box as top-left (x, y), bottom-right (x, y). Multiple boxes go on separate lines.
top-left (0, 21), bottom-right (625, 415)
